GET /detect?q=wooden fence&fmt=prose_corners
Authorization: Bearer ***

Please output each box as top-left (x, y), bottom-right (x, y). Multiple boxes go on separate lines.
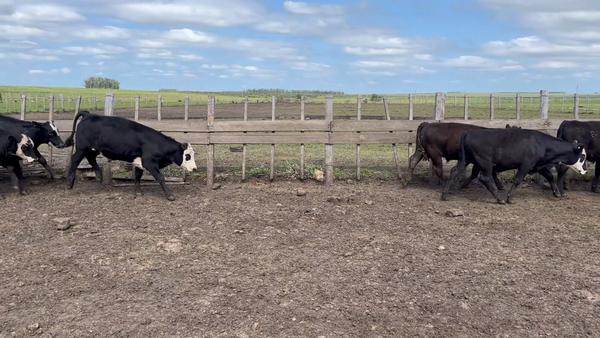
top-left (13, 90), bottom-right (600, 186)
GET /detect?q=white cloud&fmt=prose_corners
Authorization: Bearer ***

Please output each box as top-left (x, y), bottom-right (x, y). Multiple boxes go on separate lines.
top-left (0, 52), bottom-right (5, 58)
top-left (72, 26), bottom-right (130, 40)
top-left (5, 5), bottom-right (85, 24)
top-left (0, 0), bottom-right (14, 15)
top-left (202, 64), bottom-right (229, 70)
top-left (0, 40), bottom-right (37, 49)
top-left (137, 48), bottom-right (207, 61)
top-left (219, 75), bottom-right (229, 78)
top-left (62, 45), bottom-right (127, 56)
top-left (183, 73), bottom-right (197, 78)
top-left (414, 54), bottom-right (434, 61)
top-left (483, 36), bottom-right (600, 57)
top-left (358, 69), bottom-right (396, 76)
top-left (403, 80), bottom-right (420, 83)
top-left (78, 61), bottom-right (89, 66)
top-left (290, 62), bottom-right (330, 71)
top-left (351, 61), bottom-right (403, 68)
top-left (0, 25), bottom-right (48, 40)
top-left (367, 80), bottom-right (377, 84)
top-left (164, 29), bottom-right (215, 44)
top-left (28, 67), bottom-right (70, 74)
top-left (574, 71), bottom-right (593, 78)
top-left (112, 0), bottom-right (264, 28)
top-left (283, 1), bottom-right (345, 15)
top-left (12, 53), bottom-right (60, 61)
top-left (344, 47), bottom-right (411, 56)
top-left (165, 62), bottom-right (178, 68)
top-left (439, 55), bottom-right (525, 71)
top-left (533, 61), bottom-right (580, 69)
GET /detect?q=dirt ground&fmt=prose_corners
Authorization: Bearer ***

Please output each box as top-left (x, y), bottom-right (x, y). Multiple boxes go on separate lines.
top-left (0, 175), bottom-right (599, 338)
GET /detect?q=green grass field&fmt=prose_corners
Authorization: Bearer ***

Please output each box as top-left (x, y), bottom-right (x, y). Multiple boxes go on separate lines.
top-left (2, 85), bottom-right (600, 117)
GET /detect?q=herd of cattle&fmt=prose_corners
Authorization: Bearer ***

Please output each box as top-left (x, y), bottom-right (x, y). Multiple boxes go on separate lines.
top-left (0, 111), bottom-right (598, 204)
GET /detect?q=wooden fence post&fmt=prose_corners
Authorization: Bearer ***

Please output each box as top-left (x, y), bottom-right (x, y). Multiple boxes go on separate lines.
top-left (206, 95), bottom-right (215, 188)
top-left (48, 95), bottom-right (54, 166)
top-left (325, 95), bottom-right (334, 185)
top-left (435, 92), bottom-right (446, 121)
top-left (242, 96), bottom-right (248, 181)
top-left (134, 95), bottom-right (140, 121)
top-left (516, 93), bottom-right (521, 120)
top-left (270, 96), bottom-right (276, 181)
top-left (184, 96), bottom-right (189, 121)
top-left (540, 90), bottom-right (549, 119)
top-left (490, 93), bottom-right (495, 120)
top-left (384, 96), bottom-right (402, 179)
top-left (408, 94), bottom-right (414, 158)
top-left (157, 95), bottom-right (162, 121)
top-left (464, 94), bottom-right (469, 120)
top-left (75, 95), bottom-right (82, 114)
top-left (20, 94), bottom-right (26, 120)
top-left (60, 93), bottom-right (64, 112)
top-left (94, 95), bottom-right (97, 110)
top-left (356, 94), bottom-right (361, 180)
top-left (300, 96), bottom-right (306, 180)
top-left (573, 93), bottom-right (580, 119)
top-left (104, 93), bottom-right (114, 115)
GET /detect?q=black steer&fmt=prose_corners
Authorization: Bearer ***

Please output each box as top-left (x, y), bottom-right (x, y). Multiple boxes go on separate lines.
top-left (0, 115), bottom-right (65, 180)
top-left (442, 128), bottom-right (586, 204)
top-left (556, 120), bottom-right (600, 194)
top-left (0, 133), bottom-right (38, 199)
top-left (408, 122), bottom-right (520, 188)
top-left (63, 111), bottom-right (197, 200)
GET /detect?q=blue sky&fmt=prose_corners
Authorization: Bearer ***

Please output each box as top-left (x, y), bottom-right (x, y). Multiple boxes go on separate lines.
top-left (0, 0), bottom-right (598, 93)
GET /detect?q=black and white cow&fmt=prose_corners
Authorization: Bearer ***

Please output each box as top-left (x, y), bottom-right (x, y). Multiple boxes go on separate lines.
top-left (0, 132), bottom-right (38, 199)
top-left (0, 115), bottom-right (65, 179)
top-left (555, 120), bottom-right (600, 194)
top-left (63, 111), bottom-right (197, 200)
top-left (441, 128), bottom-right (586, 204)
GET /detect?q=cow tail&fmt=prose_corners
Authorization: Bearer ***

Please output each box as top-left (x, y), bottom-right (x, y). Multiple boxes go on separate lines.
top-left (415, 122), bottom-right (428, 160)
top-left (556, 120), bottom-right (566, 139)
top-left (63, 111), bottom-right (90, 148)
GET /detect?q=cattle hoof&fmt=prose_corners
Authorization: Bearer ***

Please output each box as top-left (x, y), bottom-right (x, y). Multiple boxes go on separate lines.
top-left (440, 193), bottom-right (449, 201)
top-left (497, 185), bottom-right (506, 191)
top-left (0, 195), bottom-right (4, 200)
top-left (20, 190), bottom-right (28, 195)
top-left (135, 192), bottom-right (143, 197)
top-left (498, 199), bottom-right (506, 205)
top-left (166, 195), bottom-right (175, 201)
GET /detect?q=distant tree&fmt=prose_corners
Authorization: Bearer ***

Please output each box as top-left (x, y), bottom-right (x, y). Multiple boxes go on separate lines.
top-left (370, 94), bottom-right (382, 103)
top-left (83, 77), bottom-right (120, 89)
top-left (159, 88), bottom-right (178, 92)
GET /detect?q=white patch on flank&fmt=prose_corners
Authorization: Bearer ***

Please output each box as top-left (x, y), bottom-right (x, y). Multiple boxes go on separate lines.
top-left (567, 148), bottom-right (587, 175)
top-left (180, 144), bottom-right (197, 172)
top-left (16, 134), bottom-right (36, 163)
top-left (132, 157), bottom-right (145, 170)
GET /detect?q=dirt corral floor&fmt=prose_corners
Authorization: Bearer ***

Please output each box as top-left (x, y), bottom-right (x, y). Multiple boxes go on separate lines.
top-left (1, 177), bottom-right (599, 337)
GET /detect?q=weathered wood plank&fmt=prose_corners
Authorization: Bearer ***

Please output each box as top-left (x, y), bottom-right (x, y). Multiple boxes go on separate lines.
top-left (330, 133), bottom-right (416, 144)
top-left (212, 120), bottom-right (329, 132)
top-left (210, 133), bottom-right (329, 144)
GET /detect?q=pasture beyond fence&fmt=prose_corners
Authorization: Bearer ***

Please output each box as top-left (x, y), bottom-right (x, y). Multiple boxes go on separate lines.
top-left (11, 90), bottom-right (600, 186)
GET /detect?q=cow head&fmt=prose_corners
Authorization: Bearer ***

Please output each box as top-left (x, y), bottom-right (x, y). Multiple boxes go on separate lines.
top-left (566, 141), bottom-right (587, 175)
top-left (10, 134), bottom-right (38, 163)
top-left (173, 143), bottom-right (197, 172)
top-left (35, 121), bottom-right (65, 148)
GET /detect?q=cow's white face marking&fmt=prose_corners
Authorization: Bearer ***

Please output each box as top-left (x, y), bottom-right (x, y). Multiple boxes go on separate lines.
top-left (567, 148), bottom-right (587, 175)
top-left (180, 144), bottom-right (197, 172)
top-left (132, 157), bottom-right (145, 170)
top-left (16, 134), bottom-right (36, 163)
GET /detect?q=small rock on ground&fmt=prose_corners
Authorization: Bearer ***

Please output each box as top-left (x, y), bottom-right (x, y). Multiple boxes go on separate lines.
top-left (296, 189), bottom-right (307, 197)
top-left (445, 209), bottom-right (464, 217)
top-left (53, 218), bottom-right (75, 231)
top-left (212, 183), bottom-right (222, 190)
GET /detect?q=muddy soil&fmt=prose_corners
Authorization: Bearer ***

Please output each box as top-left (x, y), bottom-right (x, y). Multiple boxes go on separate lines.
top-left (0, 176), bottom-right (599, 337)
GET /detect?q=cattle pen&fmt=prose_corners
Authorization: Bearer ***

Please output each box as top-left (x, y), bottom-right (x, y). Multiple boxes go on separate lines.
top-left (11, 89), bottom-right (598, 187)
top-left (2, 91), bottom-right (600, 337)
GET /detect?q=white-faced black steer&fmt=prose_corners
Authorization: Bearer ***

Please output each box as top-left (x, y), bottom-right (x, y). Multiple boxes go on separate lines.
top-left (556, 120), bottom-right (600, 194)
top-left (441, 128), bottom-right (586, 204)
top-left (0, 132), bottom-right (38, 199)
top-left (0, 115), bottom-right (65, 179)
top-left (63, 111), bottom-right (197, 201)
